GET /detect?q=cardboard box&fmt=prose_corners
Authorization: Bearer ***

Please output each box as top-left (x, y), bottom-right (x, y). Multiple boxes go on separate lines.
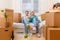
top-left (0, 9), bottom-right (14, 40)
top-left (43, 9), bottom-right (60, 40)
top-left (0, 27), bottom-right (14, 40)
top-left (0, 9), bottom-right (13, 28)
top-left (13, 13), bottom-right (22, 23)
top-left (5, 9), bottom-right (13, 27)
top-left (47, 28), bottom-right (60, 40)
top-left (46, 12), bottom-right (60, 27)
top-left (41, 13), bottom-right (47, 21)
top-left (43, 26), bottom-right (55, 40)
top-left (0, 16), bottom-right (5, 28)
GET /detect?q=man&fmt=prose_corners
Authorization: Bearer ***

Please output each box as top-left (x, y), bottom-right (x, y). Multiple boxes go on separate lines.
top-left (22, 11), bottom-right (29, 35)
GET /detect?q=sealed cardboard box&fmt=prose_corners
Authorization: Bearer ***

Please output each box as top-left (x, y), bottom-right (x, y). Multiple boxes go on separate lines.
top-left (46, 12), bottom-right (60, 27)
top-left (47, 28), bottom-right (60, 40)
top-left (13, 13), bottom-right (22, 23)
top-left (43, 25), bottom-right (54, 40)
top-left (0, 27), bottom-right (14, 40)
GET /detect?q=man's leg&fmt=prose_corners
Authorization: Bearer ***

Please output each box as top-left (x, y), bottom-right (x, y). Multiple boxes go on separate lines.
top-left (24, 26), bottom-right (28, 34)
top-left (24, 26), bottom-right (29, 38)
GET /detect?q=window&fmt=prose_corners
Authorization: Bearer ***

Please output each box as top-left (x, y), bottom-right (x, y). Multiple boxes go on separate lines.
top-left (34, 0), bottom-right (38, 13)
top-left (22, 0), bottom-right (38, 13)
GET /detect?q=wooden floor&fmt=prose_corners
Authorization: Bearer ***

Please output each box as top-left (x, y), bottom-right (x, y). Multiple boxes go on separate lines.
top-left (14, 28), bottom-right (45, 40)
top-left (14, 34), bottom-right (45, 40)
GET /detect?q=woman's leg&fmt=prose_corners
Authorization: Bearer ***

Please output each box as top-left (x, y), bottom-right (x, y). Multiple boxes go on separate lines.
top-left (36, 26), bottom-right (39, 33)
top-left (36, 26), bottom-right (41, 37)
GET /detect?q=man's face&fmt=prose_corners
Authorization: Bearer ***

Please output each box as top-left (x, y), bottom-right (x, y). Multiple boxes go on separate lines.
top-left (25, 11), bottom-right (29, 16)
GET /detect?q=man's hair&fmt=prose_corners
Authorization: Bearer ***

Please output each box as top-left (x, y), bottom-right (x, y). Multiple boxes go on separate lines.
top-left (25, 10), bottom-right (29, 13)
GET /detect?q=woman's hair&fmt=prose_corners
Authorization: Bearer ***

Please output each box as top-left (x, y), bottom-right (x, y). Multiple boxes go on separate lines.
top-left (53, 3), bottom-right (60, 9)
top-left (30, 11), bottom-right (34, 14)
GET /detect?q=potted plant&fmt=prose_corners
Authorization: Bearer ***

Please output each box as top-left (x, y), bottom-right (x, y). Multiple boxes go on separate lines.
top-left (4, 13), bottom-right (9, 28)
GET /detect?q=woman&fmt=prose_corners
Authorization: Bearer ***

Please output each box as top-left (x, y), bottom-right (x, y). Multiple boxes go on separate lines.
top-left (29, 11), bottom-right (40, 37)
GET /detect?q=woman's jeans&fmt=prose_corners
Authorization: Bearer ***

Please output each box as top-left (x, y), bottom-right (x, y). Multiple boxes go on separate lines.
top-left (36, 26), bottom-right (39, 33)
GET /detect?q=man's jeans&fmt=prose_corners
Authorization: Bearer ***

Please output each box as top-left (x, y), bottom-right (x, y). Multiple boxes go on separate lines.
top-left (24, 25), bottom-right (28, 34)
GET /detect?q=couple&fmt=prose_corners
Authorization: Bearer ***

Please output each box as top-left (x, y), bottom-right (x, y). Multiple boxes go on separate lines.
top-left (22, 11), bottom-right (40, 37)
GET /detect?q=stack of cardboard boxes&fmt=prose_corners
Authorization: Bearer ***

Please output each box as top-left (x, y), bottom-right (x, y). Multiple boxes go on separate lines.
top-left (41, 8), bottom-right (60, 40)
top-left (44, 12), bottom-right (60, 40)
top-left (0, 9), bottom-right (14, 40)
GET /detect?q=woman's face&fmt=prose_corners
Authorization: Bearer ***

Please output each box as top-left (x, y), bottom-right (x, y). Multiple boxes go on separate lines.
top-left (30, 11), bottom-right (34, 16)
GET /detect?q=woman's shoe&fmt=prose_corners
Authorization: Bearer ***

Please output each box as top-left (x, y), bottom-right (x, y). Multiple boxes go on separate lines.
top-left (37, 33), bottom-right (41, 38)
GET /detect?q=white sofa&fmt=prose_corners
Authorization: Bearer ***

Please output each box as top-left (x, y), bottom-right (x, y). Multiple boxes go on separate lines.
top-left (13, 16), bottom-right (46, 33)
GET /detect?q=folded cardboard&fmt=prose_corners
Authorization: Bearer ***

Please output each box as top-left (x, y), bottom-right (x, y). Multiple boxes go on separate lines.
top-left (13, 13), bottom-right (22, 23)
top-left (47, 28), bottom-right (60, 40)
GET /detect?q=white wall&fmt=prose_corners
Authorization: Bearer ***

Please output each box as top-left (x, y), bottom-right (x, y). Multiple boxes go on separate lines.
top-left (39, 0), bottom-right (49, 14)
top-left (0, 0), bottom-right (6, 9)
top-left (0, 0), bottom-right (13, 10)
top-left (5, 0), bottom-right (13, 9)
top-left (12, 0), bottom-right (60, 14)
top-left (1, 0), bottom-right (59, 14)
top-left (39, 0), bottom-right (60, 14)
top-left (13, 0), bottom-right (22, 13)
